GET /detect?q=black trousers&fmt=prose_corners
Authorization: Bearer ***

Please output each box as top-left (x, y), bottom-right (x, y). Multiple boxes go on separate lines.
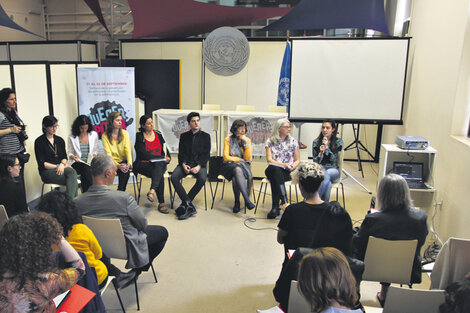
top-left (117, 161), bottom-right (130, 191)
top-left (265, 165), bottom-right (291, 208)
top-left (170, 165), bottom-right (207, 202)
top-left (101, 225), bottom-right (168, 273)
top-left (133, 161), bottom-right (166, 203)
top-left (72, 162), bottom-right (93, 192)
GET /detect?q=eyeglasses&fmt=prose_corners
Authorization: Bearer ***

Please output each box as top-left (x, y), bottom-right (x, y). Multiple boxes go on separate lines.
top-left (280, 126), bottom-right (291, 129)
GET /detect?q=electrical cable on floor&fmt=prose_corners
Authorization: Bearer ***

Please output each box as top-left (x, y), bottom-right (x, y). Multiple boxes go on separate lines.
top-left (243, 216), bottom-right (278, 231)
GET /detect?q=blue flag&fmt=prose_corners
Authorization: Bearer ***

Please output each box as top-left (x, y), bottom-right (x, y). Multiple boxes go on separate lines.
top-left (277, 42), bottom-right (291, 110)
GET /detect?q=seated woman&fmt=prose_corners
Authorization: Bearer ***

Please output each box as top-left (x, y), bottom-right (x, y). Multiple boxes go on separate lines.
top-left (312, 120), bottom-right (342, 201)
top-left (37, 190), bottom-right (108, 289)
top-left (133, 115), bottom-right (171, 213)
top-left (102, 112), bottom-right (133, 191)
top-left (0, 212), bottom-right (85, 311)
top-left (68, 115), bottom-right (99, 192)
top-left (220, 119), bottom-right (255, 213)
top-left (298, 247), bottom-right (362, 313)
top-left (353, 173), bottom-right (429, 306)
top-left (265, 118), bottom-right (300, 219)
top-left (34, 115), bottom-right (78, 198)
top-left (274, 162), bottom-right (354, 311)
top-left (0, 154), bottom-right (28, 217)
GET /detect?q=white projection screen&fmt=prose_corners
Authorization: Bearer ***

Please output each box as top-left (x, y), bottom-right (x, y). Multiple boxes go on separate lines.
top-left (290, 38), bottom-right (409, 124)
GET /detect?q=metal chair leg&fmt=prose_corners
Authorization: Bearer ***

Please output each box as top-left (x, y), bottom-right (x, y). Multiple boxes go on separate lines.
top-left (262, 183), bottom-right (268, 204)
top-left (150, 263), bottom-right (158, 283)
top-left (111, 278), bottom-right (126, 313)
top-left (255, 181), bottom-right (264, 214)
top-left (221, 179), bottom-right (225, 200)
top-left (210, 181), bottom-right (219, 210)
top-left (134, 279), bottom-right (140, 310)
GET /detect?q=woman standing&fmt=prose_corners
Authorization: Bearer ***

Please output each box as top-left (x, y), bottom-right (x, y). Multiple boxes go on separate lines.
top-left (0, 88), bottom-right (29, 180)
top-left (0, 154), bottom-right (28, 217)
top-left (353, 174), bottom-right (428, 306)
top-left (220, 119), bottom-right (255, 213)
top-left (265, 118), bottom-right (300, 219)
top-left (68, 115), bottom-right (99, 192)
top-left (0, 212), bottom-right (85, 312)
top-left (312, 120), bottom-right (342, 202)
top-left (102, 112), bottom-right (132, 191)
top-left (34, 115), bottom-right (78, 198)
top-left (134, 115), bottom-right (171, 213)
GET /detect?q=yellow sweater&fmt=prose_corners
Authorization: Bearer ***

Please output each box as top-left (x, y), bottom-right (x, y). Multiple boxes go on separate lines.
top-left (102, 129), bottom-right (133, 165)
top-left (223, 136), bottom-right (252, 162)
top-left (66, 224), bottom-right (108, 285)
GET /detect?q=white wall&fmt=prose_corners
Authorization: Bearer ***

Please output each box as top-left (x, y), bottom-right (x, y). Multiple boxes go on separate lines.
top-left (0, 0), bottom-right (45, 40)
top-left (382, 0), bottom-right (470, 241)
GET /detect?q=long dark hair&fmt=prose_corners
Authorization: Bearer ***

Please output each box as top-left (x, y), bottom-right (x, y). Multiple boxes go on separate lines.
top-left (0, 212), bottom-right (62, 287)
top-left (0, 153), bottom-right (16, 183)
top-left (37, 190), bottom-right (83, 238)
top-left (0, 88), bottom-right (14, 114)
top-left (105, 112), bottom-right (123, 143)
top-left (71, 115), bottom-right (93, 137)
top-left (314, 120), bottom-right (339, 153)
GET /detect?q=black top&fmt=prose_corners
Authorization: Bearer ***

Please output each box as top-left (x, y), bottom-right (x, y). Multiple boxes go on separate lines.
top-left (34, 134), bottom-right (67, 173)
top-left (278, 201), bottom-right (353, 255)
top-left (0, 179), bottom-right (28, 217)
top-left (352, 208), bottom-right (428, 283)
top-left (177, 130), bottom-right (211, 168)
top-left (134, 130), bottom-right (170, 162)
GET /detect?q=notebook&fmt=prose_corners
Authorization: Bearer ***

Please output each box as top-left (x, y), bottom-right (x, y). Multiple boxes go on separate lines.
top-left (393, 162), bottom-right (428, 189)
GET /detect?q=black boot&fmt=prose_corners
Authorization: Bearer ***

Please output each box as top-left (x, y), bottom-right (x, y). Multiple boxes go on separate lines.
top-left (267, 207), bottom-right (280, 219)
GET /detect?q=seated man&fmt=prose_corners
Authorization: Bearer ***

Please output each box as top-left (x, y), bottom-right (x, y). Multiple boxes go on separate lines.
top-left (74, 154), bottom-right (168, 285)
top-left (171, 112), bottom-right (211, 220)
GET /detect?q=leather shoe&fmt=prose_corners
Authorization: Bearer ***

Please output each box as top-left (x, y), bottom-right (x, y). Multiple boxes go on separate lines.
top-left (114, 270), bottom-right (137, 289)
top-left (233, 205), bottom-right (241, 213)
top-left (267, 207), bottom-right (280, 219)
top-left (246, 201), bottom-right (255, 211)
top-left (178, 205), bottom-right (196, 220)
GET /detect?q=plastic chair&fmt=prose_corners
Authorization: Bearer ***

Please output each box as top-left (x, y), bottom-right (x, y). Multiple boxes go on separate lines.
top-left (82, 216), bottom-right (157, 311)
top-left (382, 286), bottom-right (445, 313)
top-left (362, 236), bottom-right (417, 285)
top-left (254, 178), bottom-right (298, 214)
top-left (287, 280), bottom-right (310, 313)
top-left (0, 205), bottom-right (8, 230)
top-left (430, 237), bottom-right (470, 289)
top-left (40, 176), bottom-right (81, 197)
top-left (235, 105), bottom-right (255, 112)
top-left (134, 170), bottom-right (173, 205)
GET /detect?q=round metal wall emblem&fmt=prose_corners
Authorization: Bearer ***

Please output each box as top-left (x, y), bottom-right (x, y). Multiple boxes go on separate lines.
top-left (203, 27), bottom-right (250, 76)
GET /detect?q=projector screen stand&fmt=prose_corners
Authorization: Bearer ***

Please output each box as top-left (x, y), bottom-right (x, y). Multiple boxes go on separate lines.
top-left (344, 124), bottom-right (375, 178)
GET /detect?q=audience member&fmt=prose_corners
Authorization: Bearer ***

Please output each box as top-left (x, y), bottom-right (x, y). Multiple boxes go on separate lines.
top-left (37, 190), bottom-right (114, 289)
top-left (171, 112), bottom-right (210, 220)
top-left (101, 112), bottom-right (132, 191)
top-left (68, 115), bottom-right (99, 192)
top-left (220, 119), bottom-right (255, 213)
top-left (74, 154), bottom-right (168, 279)
top-left (273, 162), bottom-right (354, 311)
top-left (0, 154), bottom-right (28, 217)
top-left (298, 247), bottom-right (362, 313)
top-left (312, 120), bottom-right (342, 201)
top-left (353, 173), bottom-right (428, 306)
top-left (265, 118), bottom-right (300, 219)
top-left (439, 277), bottom-right (470, 313)
top-left (134, 115), bottom-right (171, 213)
top-left (34, 115), bottom-right (78, 198)
top-left (0, 212), bottom-right (85, 312)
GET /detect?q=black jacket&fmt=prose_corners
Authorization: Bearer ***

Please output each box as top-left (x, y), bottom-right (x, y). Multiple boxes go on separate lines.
top-left (134, 130), bottom-right (170, 162)
top-left (177, 130), bottom-right (211, 168)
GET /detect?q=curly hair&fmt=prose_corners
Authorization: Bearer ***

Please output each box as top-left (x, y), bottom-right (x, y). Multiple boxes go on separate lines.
top-left (71, 115), bottom-right (93, 137)
top-left (230, 119), bottom-right (247, 135)
top-left (0, 212), bottom-right (62, 287)
top-left (291, 162), bottom-right (324, 194)
top-left (105, 111), bottom-right (123, 143)
top-left (298, 247), bottom-right (358, 313)
top-left (37, 190), bottom-right (82, 238)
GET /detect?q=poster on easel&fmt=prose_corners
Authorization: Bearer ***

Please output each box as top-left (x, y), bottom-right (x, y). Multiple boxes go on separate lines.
top-left (76, 67), bottom-right (136, 154)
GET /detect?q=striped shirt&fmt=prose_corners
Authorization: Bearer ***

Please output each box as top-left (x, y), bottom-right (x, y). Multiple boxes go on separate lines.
top-left (79, 141), bottom-right (89, 162)
top-left (0, 111), bottom-right (22, 154)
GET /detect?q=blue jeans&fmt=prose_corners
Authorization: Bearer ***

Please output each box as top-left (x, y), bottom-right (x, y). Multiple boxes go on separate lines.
top-left (318, 166), bottom-right (340, 202)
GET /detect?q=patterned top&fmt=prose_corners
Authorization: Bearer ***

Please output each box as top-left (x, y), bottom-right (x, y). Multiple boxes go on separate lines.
top-left (0, 267), bottom-right (82, 313)
top-left (0, 111), bottom-right (22, 154)
top-left (266, 135), bottom-right (299, 164)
